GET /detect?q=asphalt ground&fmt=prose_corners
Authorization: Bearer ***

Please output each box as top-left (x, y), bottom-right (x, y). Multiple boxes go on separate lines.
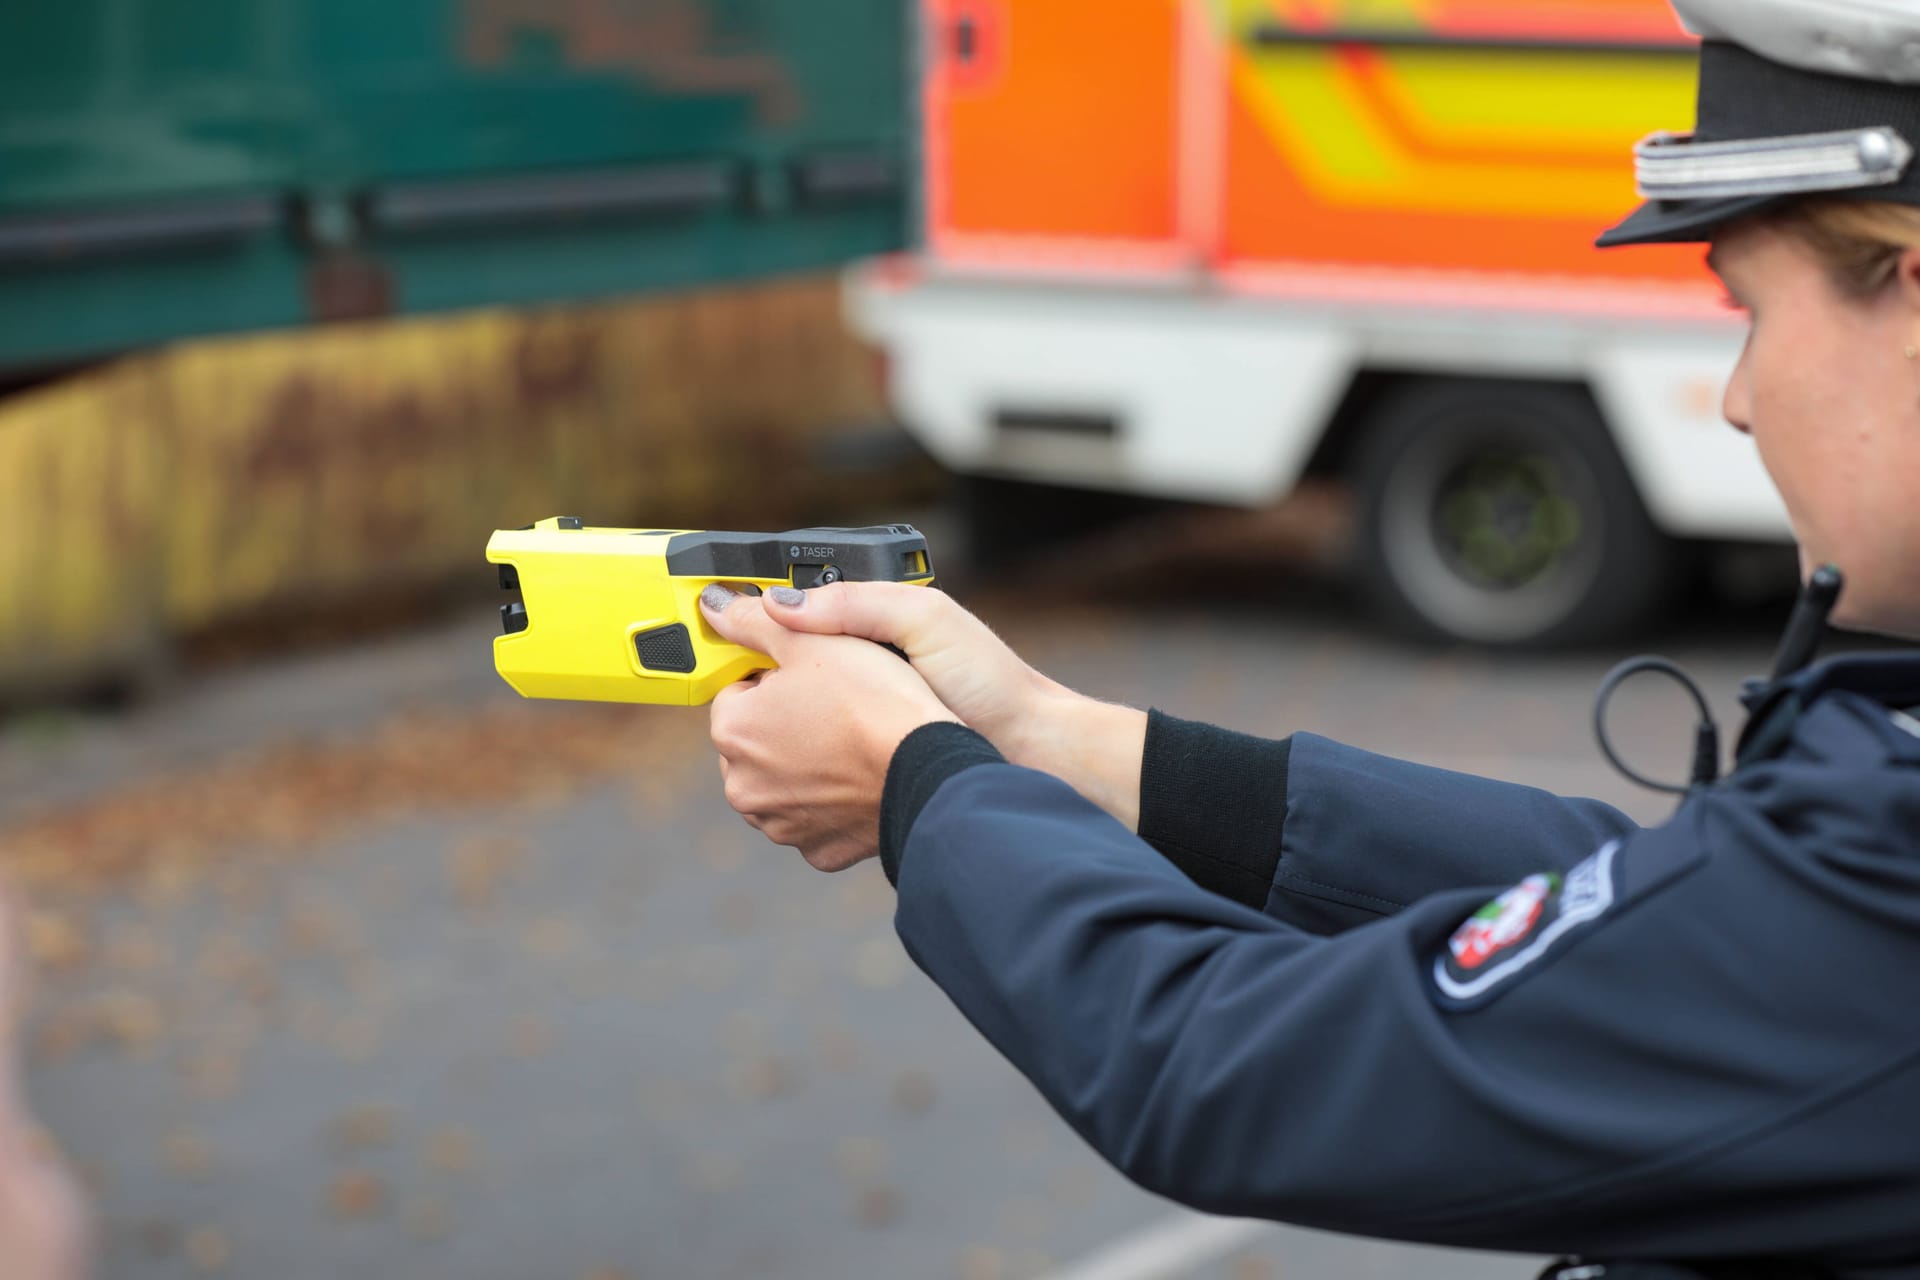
top-left (0, 503), bottom-right (1799, 1280)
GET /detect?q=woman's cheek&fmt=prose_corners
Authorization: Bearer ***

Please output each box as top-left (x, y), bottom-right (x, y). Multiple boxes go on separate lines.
top-left (1737, 350), bottom-right (1815, 550)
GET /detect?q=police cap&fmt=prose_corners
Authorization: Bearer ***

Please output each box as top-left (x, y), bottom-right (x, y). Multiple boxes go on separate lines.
top-left (1599, 0), bottom-right (1920, 247)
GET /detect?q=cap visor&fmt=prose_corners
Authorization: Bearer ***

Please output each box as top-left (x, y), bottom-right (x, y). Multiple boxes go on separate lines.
top-left (1596, 194), bottom-right (1783, 247)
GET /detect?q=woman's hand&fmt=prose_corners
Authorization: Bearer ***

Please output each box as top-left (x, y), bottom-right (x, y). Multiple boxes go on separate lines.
top-left (701, 584), bottom-right (959, 871)
top-left (755, 583), bottom-right (1149, 831)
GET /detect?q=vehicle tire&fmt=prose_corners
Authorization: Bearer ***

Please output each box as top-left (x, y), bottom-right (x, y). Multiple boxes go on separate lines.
top-left (1348, 379), bottom-right (1677, 648)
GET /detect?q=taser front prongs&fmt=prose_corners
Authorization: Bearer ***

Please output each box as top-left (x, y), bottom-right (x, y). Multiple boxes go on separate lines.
top-left (485, 519), bottom-right (935, 705)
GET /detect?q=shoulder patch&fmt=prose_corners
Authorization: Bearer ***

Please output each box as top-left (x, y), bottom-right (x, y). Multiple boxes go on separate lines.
top-left (1434, 840), bottom-right (1620, 1002)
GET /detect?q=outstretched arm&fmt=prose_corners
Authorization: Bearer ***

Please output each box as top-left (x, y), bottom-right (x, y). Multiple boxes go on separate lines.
top-left (883, 732), bottom-right (1916, 1260)
top-left (757, 582), bottom-right (1636, 930)
top-left (701, 585), bottom-right (1920, 1260)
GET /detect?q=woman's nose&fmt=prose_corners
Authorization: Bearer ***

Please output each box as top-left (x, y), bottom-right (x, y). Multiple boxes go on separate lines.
top-left (1722, 340), bottom-right (1755, 436)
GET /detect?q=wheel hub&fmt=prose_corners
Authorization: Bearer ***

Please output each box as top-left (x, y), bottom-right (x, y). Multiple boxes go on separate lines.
top-left (1436, 454), bottom-right (1583, 590)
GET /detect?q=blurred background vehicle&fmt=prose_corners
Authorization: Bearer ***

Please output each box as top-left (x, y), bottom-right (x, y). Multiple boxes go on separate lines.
top-left (854, 0), bottom-right (1790, 648)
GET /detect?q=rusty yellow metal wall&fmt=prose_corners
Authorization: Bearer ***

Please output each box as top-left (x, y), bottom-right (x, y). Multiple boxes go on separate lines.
top-left (0, 275), bottom-right (892, 697)
top-left (0, 361), bottom-right (171, 691)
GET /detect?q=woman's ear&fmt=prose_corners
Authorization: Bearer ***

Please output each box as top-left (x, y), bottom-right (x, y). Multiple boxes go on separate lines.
top-left (1895, 246), bottom-right (1920, 320)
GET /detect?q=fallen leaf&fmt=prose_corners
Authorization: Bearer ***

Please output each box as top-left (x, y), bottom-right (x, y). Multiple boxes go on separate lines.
top-left (852, 1184), bottom-right (903, 1228)
top-left (134, 1219), bottom-right (179, 1260)
top-left (958, 1246), bottom-right (1005, 1280)
top-left (425, 1127), bottom-right (479, 1175)
top-left (24, 910), bottom-right (89, 972)
top-left (326, 1015), bottom-right (379, 1063)
top-left (1048, 1166), bottom-right (1099, 1212)
top-left (890, 1070), bottom-right (937, 1116)
top-left (1008, 1251), bottom-right (1055, 1278)
top-left (851, 937), bottom-right (906, 990)
top-left (730, 1056), bottom-right (797, 1102)
top-left (711, 893), bottom-right (757, 933)
top-left (164, 1131), bottom-right (215, 1180)
top-left (522, 914), bottom-right (587, 960)
top-left (403, 1197), bottom-right (451, 1241)
top-left (33, 1014), bottom-right (93, 1064)
top-left (683, 944), bottom-right (737, 994)
top-left (184, 1227), bottom-right (229, 1273)
top-left (834, 1136), bottom-right (890, 1181)
top-left (445, 836), bottom-right (527, 913)
top-left (998, 1194), bottom-right (1051, 1240)
top-left (96, 989), bottom-right (164, 1055)
top-left (184, 1051), bottom-right (242, 1101)
top-left (509, 1016), bottom-right (552, 1058)
top-left (721, 1011), bottom-right (767, 1055)
top-left (680, 1152), bottom-right (743, 1195)
top-left (815, 1025), bottom-right (860, 1072)
top-left (328, 1105), bottom-right (395, 1153)
top-left (326, 1171), bottom-right (389, 1221)
top-left (104, 924), bottom-right (164, 975)
top-left (1229, 1256), bottom-right (1276, 1280)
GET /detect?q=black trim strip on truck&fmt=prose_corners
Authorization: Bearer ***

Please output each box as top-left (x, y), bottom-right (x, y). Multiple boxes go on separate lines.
top-left (1245, 24), bottom-right (1696, 56)
top-left (0, 197), bottom-right (280, 269)
top-left (369, 162), bottom-right (735, 235)
top-left (994, 408), bottom-right (1120, 440)
top-left (791, 149), bottom-right (900, 205)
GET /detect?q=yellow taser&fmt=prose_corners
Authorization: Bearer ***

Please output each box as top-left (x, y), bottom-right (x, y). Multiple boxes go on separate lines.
top-left (485, 518), bottom-right (935, 705)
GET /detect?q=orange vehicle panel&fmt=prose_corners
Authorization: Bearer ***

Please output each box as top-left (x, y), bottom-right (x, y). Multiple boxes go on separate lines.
top-left (925, 0), bottom-right (1182, 251)
top-left (1220, 0), bottom-right (1707, 284)
top-left (1221, 62), bottom-right (1702, 283)
top-left (925, 0), bottom-right (1716, 299)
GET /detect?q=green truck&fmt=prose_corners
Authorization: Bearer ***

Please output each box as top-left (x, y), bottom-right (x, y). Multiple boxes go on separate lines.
top-left (0, 0), bottom-right (908, 371)
top-left (0, 2), bottom-right (914, 702)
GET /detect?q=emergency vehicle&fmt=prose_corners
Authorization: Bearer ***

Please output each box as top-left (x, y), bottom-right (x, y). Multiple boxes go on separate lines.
top-left (849, 0), bottom-right (1783, 646)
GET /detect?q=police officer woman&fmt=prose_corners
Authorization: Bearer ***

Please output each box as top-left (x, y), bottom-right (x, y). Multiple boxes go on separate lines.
top-left (699, 1), bottom-right (1920, 1274)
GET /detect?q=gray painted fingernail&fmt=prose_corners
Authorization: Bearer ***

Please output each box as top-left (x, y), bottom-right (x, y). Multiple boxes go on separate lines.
top-left (768, 586), bottom-right (806, 607)
top-left (700, 583), bottom-right (737, 613)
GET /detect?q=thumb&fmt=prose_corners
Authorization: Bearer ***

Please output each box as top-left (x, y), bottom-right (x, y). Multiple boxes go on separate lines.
top-left (698, 584), bottom-right (787, 658)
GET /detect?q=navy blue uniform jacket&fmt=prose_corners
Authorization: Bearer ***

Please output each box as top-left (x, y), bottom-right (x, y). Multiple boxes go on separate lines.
top-left (875, 654), bottom-right (1920, 1276)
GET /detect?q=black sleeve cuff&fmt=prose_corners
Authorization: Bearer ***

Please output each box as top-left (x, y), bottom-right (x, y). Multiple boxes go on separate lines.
top-left (878, 722), bottom-right (1007, 886)
top-left (1137, 709), bottom-right (1291, 911)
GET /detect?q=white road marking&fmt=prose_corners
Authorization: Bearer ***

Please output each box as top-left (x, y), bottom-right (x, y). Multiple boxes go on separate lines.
top-left (1035, 1211), bottom-right (1277, 1280)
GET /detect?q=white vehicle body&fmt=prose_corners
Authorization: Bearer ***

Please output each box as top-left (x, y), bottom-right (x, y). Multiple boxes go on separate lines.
top-left (850, 265), bottom-right (1779, 541)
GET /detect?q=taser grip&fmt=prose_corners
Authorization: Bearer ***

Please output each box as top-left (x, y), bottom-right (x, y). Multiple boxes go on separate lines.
top-left (485, 519), bottom-right (935, 705)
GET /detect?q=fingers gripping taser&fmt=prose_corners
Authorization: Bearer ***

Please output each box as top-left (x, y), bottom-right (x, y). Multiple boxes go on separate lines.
top-left (486, 518), bottom-right (935, 704)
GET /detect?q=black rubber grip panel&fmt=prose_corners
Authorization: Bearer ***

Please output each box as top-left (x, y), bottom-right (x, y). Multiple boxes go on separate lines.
top-left (664, 526), bottom-right (933, 583)
top-left (635, 623), bottom-right (698, 674)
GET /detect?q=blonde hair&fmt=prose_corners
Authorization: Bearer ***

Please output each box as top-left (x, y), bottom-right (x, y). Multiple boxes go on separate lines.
top-left (1766, 200), bottom-right (1920, 298)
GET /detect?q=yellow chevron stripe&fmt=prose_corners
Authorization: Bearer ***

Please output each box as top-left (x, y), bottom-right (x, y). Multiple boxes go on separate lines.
top-left (1229, 42), bottom-right (1693, 217)
top-left (1236, 47), bottom-right (1403, 185)
top-left (1374, 49), bottom-right (1696, 151)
